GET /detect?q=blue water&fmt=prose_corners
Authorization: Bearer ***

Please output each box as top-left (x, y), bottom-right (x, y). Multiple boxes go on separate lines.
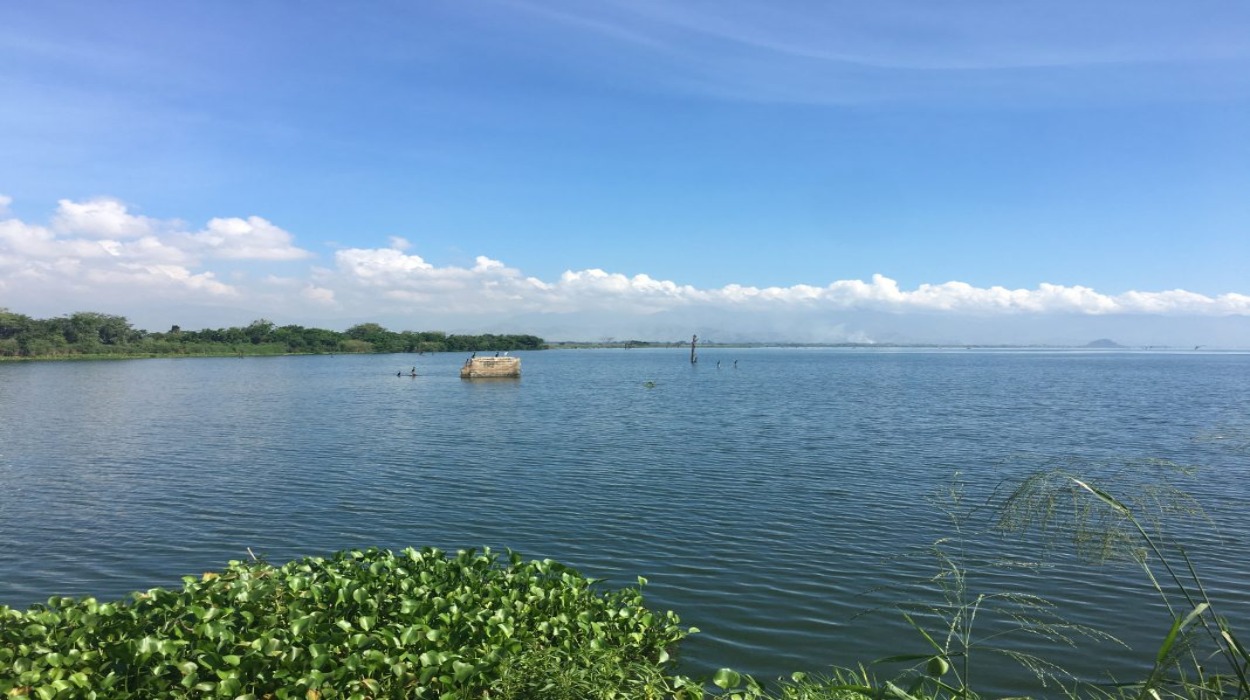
top-left (2, 348), bottom-right (1248, 694)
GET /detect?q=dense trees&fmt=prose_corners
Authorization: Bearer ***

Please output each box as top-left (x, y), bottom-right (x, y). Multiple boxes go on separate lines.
top-left (0, 308), bottom-right (545, 358)
top-left (0, 310), bottom-right (143, 357)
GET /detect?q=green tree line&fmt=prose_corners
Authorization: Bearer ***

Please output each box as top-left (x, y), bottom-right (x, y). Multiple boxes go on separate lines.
top-left (0, 309), bottom-right (545, 359)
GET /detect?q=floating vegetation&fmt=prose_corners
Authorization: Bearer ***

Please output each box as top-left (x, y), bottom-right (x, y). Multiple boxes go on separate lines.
top-left (0, 547), bottom-right (691, 699)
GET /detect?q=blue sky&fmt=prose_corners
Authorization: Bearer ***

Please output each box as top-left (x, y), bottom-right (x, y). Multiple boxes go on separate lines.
top-left (2, 1), bottom-right (1249, 345)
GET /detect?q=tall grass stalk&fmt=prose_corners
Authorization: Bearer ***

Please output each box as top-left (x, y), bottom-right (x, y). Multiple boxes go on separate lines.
top-left (996, 462), bottom-right (1249, 698)
top-left (868, 475), bottom-right (1117, 699)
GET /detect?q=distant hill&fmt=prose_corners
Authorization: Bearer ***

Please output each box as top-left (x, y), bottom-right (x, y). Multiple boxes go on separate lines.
top-left (1084, 338), bottom-right (1126, 348)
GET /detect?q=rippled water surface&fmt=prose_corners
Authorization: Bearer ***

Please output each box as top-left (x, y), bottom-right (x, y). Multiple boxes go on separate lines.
top-left (2, 348), bottom-right (1248, 693)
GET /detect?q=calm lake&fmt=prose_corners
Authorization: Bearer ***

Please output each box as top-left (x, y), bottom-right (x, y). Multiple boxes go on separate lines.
top-left (2, 348), bottom-right (1248, 694)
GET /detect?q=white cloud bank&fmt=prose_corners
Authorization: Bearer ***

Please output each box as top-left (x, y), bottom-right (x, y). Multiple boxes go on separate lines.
top-left (0, 197), bottom-right (310, 306)
top-left (1, 195), bottom-right (1247, 344)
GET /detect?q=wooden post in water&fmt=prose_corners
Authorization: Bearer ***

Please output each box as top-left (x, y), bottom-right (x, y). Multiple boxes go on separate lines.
top-left (690, 334), bottom-right (698, 364)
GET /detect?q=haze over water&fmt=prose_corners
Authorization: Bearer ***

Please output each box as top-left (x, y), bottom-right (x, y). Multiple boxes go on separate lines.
top-left (2, 348), bottom-right (1248, 694)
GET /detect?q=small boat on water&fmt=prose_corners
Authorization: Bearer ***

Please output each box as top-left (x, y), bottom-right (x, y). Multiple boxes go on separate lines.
top-left (460, 355), bottom-right (521, 378)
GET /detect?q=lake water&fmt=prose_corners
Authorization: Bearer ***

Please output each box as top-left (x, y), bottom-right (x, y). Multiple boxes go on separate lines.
top-left (2, 348), bottom-right (1248, 694)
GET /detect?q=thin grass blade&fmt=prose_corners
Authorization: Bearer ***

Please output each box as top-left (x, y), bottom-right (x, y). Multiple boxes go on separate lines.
top-left (1069, 478), bottom-right (1130, 515)
top-left (1156, 603), bottom-right (1209, 665)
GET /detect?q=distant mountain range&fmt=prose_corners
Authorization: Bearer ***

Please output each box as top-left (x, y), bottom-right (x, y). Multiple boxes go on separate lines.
top-left (1083, 338), bottom-right (1127, 348)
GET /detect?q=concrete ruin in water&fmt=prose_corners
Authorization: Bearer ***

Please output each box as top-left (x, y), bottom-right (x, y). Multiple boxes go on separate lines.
top-left (460, 356), bottom-right (521, 379)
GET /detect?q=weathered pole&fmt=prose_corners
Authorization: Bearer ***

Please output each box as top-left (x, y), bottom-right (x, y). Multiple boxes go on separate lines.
top-left (690, 334), bottom-right (698, 364)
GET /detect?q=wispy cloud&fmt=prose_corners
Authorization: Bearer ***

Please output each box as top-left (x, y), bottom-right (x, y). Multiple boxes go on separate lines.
top-left (600, 1), bottom-right (1250, 69)
top-left (504, 0), bottom-right (1250, 104)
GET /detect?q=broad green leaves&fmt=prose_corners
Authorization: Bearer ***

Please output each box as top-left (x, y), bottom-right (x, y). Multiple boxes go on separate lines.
top-left (0, 547), bottom-right (688, 699)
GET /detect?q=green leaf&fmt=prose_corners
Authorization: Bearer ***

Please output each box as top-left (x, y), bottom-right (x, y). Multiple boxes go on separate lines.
top-left (452, 660), bottom-right (476, 683)
top-left (713, 668), bottom-right (741, 689)
top-left (138, 636), bottom-right (160, 655)
top-left (1156, 602), bottom-right (1209, 664)
top-left (290, 616), bottom-right (313, 636)
top-left (0, 546), bottom-right (693, 698)
top-left (884, 682), bottom-right (925, 700)
top-left (1222, 628), bottom-right (1249, 660)
top-left (876, 653), bottom-right (939, 664)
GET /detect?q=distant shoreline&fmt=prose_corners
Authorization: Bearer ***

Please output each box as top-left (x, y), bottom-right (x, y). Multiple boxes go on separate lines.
top-left (546, 341), bottom-right (1224, 351)
top-left (6, 344), bottom-right (1241, 362)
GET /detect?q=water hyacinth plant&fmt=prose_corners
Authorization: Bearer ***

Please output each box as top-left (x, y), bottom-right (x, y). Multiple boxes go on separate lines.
top-left (3, 465), bottom-right (1246, 700)
top-left (0, 547), bottom-right (694, 699)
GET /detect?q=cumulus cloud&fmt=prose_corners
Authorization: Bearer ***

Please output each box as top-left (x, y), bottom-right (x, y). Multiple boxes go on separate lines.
top-left (0, 196), bottom-right (313, 308)
top-left (324, 246), bottom-right (1250, 320)
top-left (335, 247), bottom-right (434, 281)
top-left (84, 263), bottom-right (237, 297)
top-left (703, 275), bottom-right (1250, 316)
top-left (52, 197), bottom-right (157, 239)
top-left (2, 195), bottom-right (1248, 345)
top-left (0, 194), bottom-right (11, 216)
top-left (191, 216), bottom-right (312, 260)
top-left (328, 248), bottom-right (550, 311)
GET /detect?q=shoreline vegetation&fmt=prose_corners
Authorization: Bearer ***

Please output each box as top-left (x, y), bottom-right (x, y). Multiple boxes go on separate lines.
top-left (1, 310), bottom-right (1210, 362)
top-left (0, 310), bottom-right (545, 360)
top-left (3, 470), bottom-right (1245, 699)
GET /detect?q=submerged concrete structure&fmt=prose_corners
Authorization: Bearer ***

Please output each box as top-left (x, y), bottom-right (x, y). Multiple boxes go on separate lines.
top-left (460, 356), bottom-right (521, 378)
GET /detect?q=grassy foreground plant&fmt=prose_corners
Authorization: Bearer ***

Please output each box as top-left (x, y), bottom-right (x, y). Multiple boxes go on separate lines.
top-left (0, 547), bottom-right (693, 699)
top-left (996, 460), bottom-right (1250, 698)
top-left (707, 463), bottom-right (1249, 700)
top-left (868, 475), bottom-right (1117, 700)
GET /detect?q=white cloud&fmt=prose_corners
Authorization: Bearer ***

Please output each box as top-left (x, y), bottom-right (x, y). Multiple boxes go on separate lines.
top-left (84, 263), bottom-right (237, 297)
top-left (2, 195), bottom-right (1248, 345)
top-left (0, 217), bottom-right (187, 266)
top-left (0, 196), bottom-right (312, 310)
top-left (335, 248), bottom-right (434, 280)
top-left (598, 2), bottom-right (1248, 72)
top-left (0, 194), bottom-right (11, 216)
top-left (302, 284), bottom-right (336, 305)
top-left (191, 216), bottom-right (312, 261)
top-left (322, 244), bottom-right (1250, 321)
top-left (510, 1), bottom-right (1250, 105)
top-left (329, 249), bottom-right (546, 311)
top-left (472, 255), bottom-right (506, 273)
top-left (52, 197), bottom-right (157, 239)
top-left (0, 218), bottom-right (56, 256)
top-left (698, 275), bottom-right (1250, 317)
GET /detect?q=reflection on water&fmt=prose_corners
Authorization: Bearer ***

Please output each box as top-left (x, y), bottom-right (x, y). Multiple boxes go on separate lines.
top-left (2, 349), bottom-right (1249, 694)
